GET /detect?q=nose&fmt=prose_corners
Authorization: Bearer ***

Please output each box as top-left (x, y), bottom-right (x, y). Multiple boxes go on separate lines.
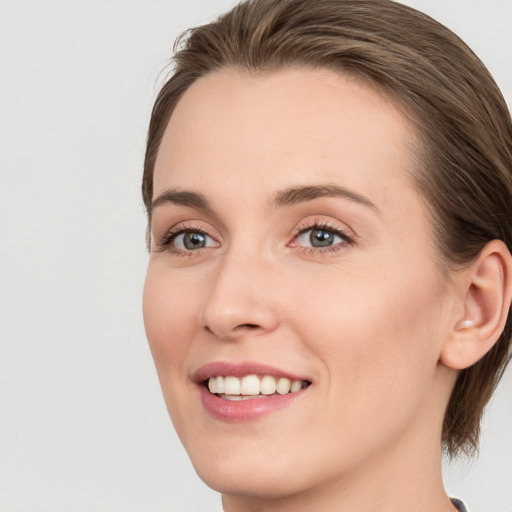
top-left (201, 251), bottom-right (280, 341)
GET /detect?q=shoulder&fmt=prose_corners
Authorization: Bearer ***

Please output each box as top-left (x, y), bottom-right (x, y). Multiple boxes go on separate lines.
top-left (451, 497), bottom-right (469, 512)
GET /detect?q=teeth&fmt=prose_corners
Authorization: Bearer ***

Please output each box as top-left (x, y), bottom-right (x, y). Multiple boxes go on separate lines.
top-left (224, 376), bottom-right (241, 395)
top-left (207, 375), bottom-right (308, 397)
top-left (215, 376), bottom-right (225, 394)
top-left (290, 379), bottom-right (302, 393)
top-left (276, 377), bottom-right (291, 395)
top-left (260, 375), bottom-right (277, 395)
top-left (240, 375), bottom-right (260, 395)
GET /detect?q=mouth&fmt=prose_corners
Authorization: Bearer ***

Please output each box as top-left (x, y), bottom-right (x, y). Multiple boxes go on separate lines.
top-left (194, 362), bottom-right (312, 421)
top-left (205, 374), bottom-right (311, 401)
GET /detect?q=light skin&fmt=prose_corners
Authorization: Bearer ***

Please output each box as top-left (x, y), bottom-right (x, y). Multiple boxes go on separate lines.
top-left (143, 68), bottom-right (512, 512)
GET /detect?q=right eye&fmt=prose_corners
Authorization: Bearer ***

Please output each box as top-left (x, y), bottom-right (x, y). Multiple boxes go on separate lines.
top-left (159, 226), bottom-right (220, 255)
top-left (172, 230), bottom-right (217, 251)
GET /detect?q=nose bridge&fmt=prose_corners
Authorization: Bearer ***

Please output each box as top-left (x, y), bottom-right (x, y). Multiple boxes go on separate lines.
top-left (202, 243), bottom-right (279, 339)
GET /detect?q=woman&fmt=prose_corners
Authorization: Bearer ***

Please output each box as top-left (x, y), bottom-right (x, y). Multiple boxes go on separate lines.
top-left (141, 1), bottom-right (512, 510)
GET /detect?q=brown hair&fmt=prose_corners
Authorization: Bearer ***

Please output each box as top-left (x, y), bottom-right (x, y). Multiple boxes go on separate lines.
top-left (142, 0), bottom-right (512, 457)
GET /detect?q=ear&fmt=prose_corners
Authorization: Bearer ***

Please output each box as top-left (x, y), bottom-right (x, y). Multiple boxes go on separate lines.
top-left (440, 240), bottom-right (512, 370)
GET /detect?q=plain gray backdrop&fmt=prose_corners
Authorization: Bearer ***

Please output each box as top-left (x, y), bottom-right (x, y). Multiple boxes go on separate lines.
top-left (1, 1), bottom-right (511, 511)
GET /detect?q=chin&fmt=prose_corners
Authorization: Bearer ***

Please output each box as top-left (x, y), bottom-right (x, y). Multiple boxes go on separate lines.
top-left (196, 463), bottom-right (306, 500)
top-left (187, 441), bottom-right (312, 499)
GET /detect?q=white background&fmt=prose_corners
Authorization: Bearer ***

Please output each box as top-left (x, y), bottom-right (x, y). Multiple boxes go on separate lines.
top-left (1, 1), bottom-right (511, 511)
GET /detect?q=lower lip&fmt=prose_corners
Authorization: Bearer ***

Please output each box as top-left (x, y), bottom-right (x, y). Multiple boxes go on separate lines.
top-left (199, 386), bottom-right (305, 422)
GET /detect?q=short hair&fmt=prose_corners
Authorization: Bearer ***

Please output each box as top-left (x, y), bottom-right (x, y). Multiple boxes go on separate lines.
top-left (142, 0), bottom-right (512, 458)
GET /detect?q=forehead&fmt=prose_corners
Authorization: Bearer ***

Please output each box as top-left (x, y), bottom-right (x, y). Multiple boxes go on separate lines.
top-left (153, 67), bottom-right (421, 213)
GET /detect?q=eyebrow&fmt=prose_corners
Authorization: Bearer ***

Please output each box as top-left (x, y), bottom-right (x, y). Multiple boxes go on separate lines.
top-left (150, 184), bottom-right (379, 216)
top-left (150, 189), bottom-right (213, 216)
top-left (271, 184), bottom-right (379, 211)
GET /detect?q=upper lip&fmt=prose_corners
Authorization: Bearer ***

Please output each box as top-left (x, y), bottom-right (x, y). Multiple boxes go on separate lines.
top-left (193, 361), bottom-right (311, 384)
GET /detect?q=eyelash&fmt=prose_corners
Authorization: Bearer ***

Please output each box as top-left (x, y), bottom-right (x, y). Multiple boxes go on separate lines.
top-left (157, 220), bottom-right (355, 256)
top-left (158, 223), bottom-right (215, 256)
top-left (291, 221), bottom-right (355, 254)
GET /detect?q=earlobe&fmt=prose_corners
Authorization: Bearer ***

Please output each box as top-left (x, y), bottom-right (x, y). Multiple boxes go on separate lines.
top-left (440, 240), bottom-right (512, 370)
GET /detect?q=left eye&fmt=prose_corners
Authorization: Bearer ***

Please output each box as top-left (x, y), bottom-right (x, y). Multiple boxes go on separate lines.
top-left (295, 228), bottom-right (345, 248)
top-left (173, 231), bottom-right (217, 250)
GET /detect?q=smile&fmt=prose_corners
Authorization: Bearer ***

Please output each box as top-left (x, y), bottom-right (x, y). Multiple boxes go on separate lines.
top-left (207, 375), bottom-right (310, 399)
top-left (195, 362), bottom-right (312, 421)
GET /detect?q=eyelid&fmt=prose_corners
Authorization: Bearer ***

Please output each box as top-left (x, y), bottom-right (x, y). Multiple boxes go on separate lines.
top-left (155, 221), bottom-right (220, 252)
top-left (288, 218), bottom-right (356, 251)
top-left (153, 217), bottom-right (355, 255)
top-left (173, 231), bottom-right (219, 252)
top-left (293, 218), bottom-right (355, 240)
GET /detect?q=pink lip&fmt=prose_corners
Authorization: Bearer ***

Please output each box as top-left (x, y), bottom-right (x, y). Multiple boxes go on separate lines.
top-left (193, 361), bottom-right (311, 422)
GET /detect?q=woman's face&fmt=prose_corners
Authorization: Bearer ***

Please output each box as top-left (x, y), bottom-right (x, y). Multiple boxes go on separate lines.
top-left (143, 68), bottom-right (456, 501)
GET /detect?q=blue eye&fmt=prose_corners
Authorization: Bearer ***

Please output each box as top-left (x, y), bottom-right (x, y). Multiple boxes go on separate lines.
top-left (173, 231), bottom-right (217, 250)
top-left (295, 227), bottom-right (349, 249)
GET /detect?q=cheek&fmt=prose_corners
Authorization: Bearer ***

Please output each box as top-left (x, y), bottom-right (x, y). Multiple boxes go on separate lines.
top-left (143, 266), bottom-right (202, 442)
top-left (295, 267), bottom-right (444, 409)
top-left (282, 271), bottom-right (446, 470)
top-left (142, 266), bottom-right (197, 379)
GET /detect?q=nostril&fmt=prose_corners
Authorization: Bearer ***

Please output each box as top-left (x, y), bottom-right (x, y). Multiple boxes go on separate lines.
top-left (204, 323), bottom-right (260, 336)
